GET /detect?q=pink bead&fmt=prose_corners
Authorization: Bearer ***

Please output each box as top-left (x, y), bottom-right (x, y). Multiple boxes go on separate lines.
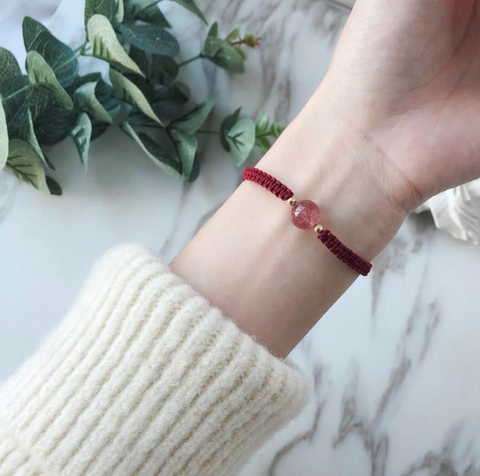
top-left (291, 200), bottom-right (320, 230)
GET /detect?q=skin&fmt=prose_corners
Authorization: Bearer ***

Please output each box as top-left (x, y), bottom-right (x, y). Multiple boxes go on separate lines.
top-left (171, 0), bottom-right (480, 358)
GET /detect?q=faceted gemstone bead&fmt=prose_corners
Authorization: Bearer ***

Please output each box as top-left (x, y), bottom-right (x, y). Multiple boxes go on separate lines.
top-left (291, 199), bottom-right (320, 229)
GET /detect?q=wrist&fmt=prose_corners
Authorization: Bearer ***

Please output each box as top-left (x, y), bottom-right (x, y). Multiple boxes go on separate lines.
top-left (170, 87), bottom-right (412, 358)
top-left (257, 91), bottom-right (411, 261)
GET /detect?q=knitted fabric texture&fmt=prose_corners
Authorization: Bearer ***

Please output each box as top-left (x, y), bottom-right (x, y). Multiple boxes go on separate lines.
top-left (0, 245), bottom-right (311, 476)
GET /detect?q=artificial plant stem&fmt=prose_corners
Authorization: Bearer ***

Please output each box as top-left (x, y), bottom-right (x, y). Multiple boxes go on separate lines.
top-left (56, 52), bottom-right (82, 71)
top-left (56, 40), bottom-right (88, 71)
top-left (178, 54), bottom-right (202, 67)
top-left (2, 85), bottom-right (32, 102)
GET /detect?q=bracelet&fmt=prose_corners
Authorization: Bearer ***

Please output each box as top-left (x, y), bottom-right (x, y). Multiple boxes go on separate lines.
top-left (242, 166), bottom-right (372, 276)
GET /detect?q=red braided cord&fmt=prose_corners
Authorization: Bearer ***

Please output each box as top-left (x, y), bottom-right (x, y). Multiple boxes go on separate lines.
top-left (318, 229), bottom-right (372, 276)
top-left (242, 166), bottom-right (373, 276)
top-left (242, 166), bottom-right (294, 201)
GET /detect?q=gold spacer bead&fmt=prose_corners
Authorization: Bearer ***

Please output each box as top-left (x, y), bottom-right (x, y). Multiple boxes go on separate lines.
top-left (287, 197), bottom-right (296, 206)
top-left (314, 224), bottom-right (324, 233)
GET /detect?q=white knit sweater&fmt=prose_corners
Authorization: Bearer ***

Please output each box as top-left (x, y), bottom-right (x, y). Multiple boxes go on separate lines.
top-left (0, 245), bottom-right (311, 476)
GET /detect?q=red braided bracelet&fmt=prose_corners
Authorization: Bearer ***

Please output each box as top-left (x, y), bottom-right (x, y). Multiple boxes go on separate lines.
top-left (242, 166), bottom-right (372, 276)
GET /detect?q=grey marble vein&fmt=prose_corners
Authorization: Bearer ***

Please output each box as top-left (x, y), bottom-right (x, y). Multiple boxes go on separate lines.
top-left (331, 272), bottom-right (446, 476)
top-left (400, 424), bottom-right (480, 476)
top-left (372, 213), bottom-right (435, 317)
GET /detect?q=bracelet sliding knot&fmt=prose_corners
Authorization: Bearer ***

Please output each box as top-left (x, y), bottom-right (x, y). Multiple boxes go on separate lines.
top-left (242, 166), bottom-right (372, 276)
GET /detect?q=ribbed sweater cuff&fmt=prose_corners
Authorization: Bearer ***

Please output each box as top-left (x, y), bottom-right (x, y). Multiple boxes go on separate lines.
top-left (0, 244), bottom-right (311, 476)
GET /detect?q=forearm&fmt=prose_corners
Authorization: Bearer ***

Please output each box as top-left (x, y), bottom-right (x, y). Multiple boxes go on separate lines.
top-left (0, 246), bottom-right (310, 476)
top-left (170, 83), bottom-right (412, 358)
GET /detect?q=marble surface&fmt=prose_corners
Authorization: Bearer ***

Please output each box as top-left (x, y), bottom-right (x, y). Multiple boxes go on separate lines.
top-left (2, 1), bottom-right (480, 475)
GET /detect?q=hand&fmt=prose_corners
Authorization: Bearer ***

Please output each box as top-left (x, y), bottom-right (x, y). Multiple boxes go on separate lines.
top-left (324, 0), bottom-right (480, 206)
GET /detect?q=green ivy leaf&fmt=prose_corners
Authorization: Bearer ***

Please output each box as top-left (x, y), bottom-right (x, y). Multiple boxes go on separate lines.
top-left (26, 51), bottom-right (74, 110)
top-left (0, 48), bottom-right (22, 84)
top-left (70, 113), bottom-right (92, 170)
top-left (74, 81), bottom-right (113, 124)
top-left (46, 176), bottom-right (62, 195)
top-left (253, 113), bottom-right (284, 154)
top-left (66, 73), bottom-right (103, 95)
top-left (152, 100), bottom-right (183, 125)
top-left (270, 122), bottom-right (285, 138)
top-left (87, 14), bottom-right (144, 76)
top-left (203, 36), bottom-right (245, 73)
top-left (224, 118), bottom-right (255, 165)
top-left (255, 111), bottom-right (269, 135)
top-left (171, 92), bottom-right (218, 134)
top-left (119, 24), bottom-right (180, 57)
top-left (121, 121), bottom-right (181, 177)
top-left (220, 107), bottom-right (241, 151)
top-left (148, 54), bottom-right (179, 83)
top-left (91, 103), bottom-right (121, 140)
top-left (93, 78), bottom-right (115, 102)
top-left (29, 86), bottom-right (54, 121)
top-left (172, 0), bottom-right (207, 24)
top-left (225, 27), bottom-right (241, 42)
top-left (187, 156), bottom-right (200, 182)
top-left (255, 135), bottom-right (271, 154)
top-left (23, 17), bottom-right (78, 87)
top-left (125, 0), bottom-right (171, 27)
top-left (84, 0), bottom-right (117, 26)
top-left (207, 22), bottom-right (218, 38)
top-left (34, 100), bottom-right (79, 146)
top-left (0, 98), bottom-right (8, 169)
top-left (89, 79), bottom-right (121, 139)
top-left (130, 99), bottom-right (175, 127)
top-left (114, 0), bottom-right (125, 25)
top-left (154, 80), bottom-right (190, 104)
top-left (110, 68), bottom-right (164, 125)
top-left (18, 110), bottom-right (54, 170)
top-left (128, 46), bottom-right (149, 75)
top-left (1, 75), bottom-right (32, 133)
top-left (233, 46), bottom-right (247, 61)
top-left (168, 128), bottom-right (197, 179)
top-left (4, 139), bottom-right (50, 193)
top-left (124, 73), bottom-right (156, 102)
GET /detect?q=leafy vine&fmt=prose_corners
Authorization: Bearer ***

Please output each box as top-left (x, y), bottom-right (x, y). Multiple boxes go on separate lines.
top-left (0, 0), bottom-right (284, 194)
